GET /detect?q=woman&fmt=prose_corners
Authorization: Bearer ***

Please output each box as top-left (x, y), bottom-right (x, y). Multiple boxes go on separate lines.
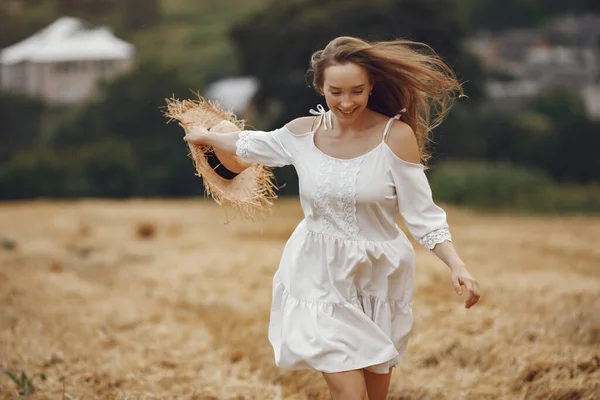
top-left (184, 36), bottom-right (481, 400)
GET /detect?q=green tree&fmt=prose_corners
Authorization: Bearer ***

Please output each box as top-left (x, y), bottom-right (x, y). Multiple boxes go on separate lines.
top-left (0, 3), bottom-right (57, 48)
top-left (50, 61), bottom-right (194, 147)
top-left (536, 0), bottom-right (600, 15)
top-left (0, 94), bottom-right (44, 162)
top-left (48, 61), bottom-right (204, 197)
top-left (467, 0), bottom-right (542, 31)
top-left (431, 102), bottom-right (486, 161)
top-left (120, 0), bottom-right (160, 31)
top-left (0, 149), bottom-right (73, 199)
top-left (524, 88), bottom-right (599, 182)
top-left (73, 139), bottom-right (136, 197)
top-left (55, 0), bottom-right (117, 14)
top-left (471, 88), bottom-right (600, 183)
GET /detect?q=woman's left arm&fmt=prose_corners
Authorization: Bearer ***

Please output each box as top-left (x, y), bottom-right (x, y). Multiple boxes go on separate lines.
top-left (431, 241), bottom-right (481, 309)
top-left (385, 121), bottom-right (481, 309)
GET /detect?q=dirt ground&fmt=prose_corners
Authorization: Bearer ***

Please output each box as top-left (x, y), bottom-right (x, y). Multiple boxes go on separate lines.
top-left (1, 199), bottom-right (599, 399)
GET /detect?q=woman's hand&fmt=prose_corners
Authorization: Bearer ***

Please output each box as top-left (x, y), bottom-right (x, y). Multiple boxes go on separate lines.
top-left (430, 241), bottom-right (481, 309)
top-left (183, 125), bottom-right (211, 145)
top-left (450, 265), bottom-right (481, 309)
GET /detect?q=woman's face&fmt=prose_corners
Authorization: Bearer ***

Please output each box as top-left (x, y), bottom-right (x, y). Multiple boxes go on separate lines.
top-left (321, 62), bottom-right (373, 126)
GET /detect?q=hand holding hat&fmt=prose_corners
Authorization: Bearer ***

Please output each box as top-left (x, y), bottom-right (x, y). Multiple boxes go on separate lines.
top-left (183, 125), bottom-right (210, 145)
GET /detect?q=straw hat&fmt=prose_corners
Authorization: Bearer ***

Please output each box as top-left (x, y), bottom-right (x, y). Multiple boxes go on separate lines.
top-left (163, 94), bottom-right (277, 220)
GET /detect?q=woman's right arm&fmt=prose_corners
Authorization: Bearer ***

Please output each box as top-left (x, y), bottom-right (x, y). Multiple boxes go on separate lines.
top-left (183, 125), bottom-right (239, 154)
top-left (184, 124), bottom-right (294, 168)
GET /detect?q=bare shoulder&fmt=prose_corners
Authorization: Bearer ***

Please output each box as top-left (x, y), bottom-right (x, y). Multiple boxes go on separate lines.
top-left (385, 120), bottom-right (421, 164)
top-left (285, 116), bottom-right (318, 135)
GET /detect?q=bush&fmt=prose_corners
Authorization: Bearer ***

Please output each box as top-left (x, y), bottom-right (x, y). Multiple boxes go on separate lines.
top-left (0, 140), bottom-right (137, 199)
top-left (72, 139), bottom-right (136, 197)
top-left (0, 150), bottom-right (74, 199)
top-left (429, 161), bottom-right (600, 213)
top-left (0, 94), bottom-right (45, 163)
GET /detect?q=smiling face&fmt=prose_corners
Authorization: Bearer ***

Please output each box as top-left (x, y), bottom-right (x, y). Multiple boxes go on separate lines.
top-left (321, 62), bottom-right (373, 126)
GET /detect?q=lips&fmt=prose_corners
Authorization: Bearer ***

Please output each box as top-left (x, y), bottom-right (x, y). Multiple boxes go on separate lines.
top-left (338, 107), bottom-right (358, 115)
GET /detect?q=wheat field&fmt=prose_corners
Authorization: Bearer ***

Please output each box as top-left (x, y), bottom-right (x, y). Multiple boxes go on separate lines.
top-left (1, 199), bottom-right (599, 399)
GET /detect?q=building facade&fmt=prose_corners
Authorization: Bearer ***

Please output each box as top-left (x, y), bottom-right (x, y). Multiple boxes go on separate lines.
top-left (0, 17), bottom-right (135, 105)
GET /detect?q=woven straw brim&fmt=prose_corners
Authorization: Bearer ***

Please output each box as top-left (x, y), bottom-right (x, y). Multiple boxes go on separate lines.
top-left (163, 93), bottom-right (277, 220)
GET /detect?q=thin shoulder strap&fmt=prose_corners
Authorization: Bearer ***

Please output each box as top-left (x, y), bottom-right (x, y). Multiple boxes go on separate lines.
top-left (382, 108), bottom-right (407, 142)
top-left (311, 113), bottom-right (324, 132)
top-left (309, 104), bottom-right (332, 131)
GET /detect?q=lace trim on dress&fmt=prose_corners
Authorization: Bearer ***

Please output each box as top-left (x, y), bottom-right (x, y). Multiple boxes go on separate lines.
top-left (235, 131), bottom-right (252, 163)
top-left (418, 228), bottom-right (452, 250)
top-left (313, 158), bottom-right (361, 239)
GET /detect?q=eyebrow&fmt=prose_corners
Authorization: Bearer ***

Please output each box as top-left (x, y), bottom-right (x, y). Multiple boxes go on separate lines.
top-left (328, 84), bottom-right (367, 89)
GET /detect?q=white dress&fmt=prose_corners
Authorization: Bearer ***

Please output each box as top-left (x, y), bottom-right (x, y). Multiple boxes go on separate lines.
top-left (235, 109), bottom-right (452, 374)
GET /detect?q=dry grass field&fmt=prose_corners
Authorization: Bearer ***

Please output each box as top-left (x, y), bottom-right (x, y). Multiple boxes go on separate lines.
top-left (1, 199), bottom-right (599, 399)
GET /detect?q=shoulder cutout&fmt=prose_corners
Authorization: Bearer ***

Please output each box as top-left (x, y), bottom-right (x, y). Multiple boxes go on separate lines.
top-left (385, 121), bottom-right (421, 164)
top-left (285, 116), bottom-right (318, 135)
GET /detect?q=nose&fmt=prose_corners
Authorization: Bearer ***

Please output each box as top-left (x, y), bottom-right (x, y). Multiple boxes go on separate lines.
top-left (340, 98), bottom-right (354, 109)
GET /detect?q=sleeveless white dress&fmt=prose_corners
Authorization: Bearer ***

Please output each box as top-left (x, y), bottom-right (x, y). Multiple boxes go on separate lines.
top-left (235, 108), bottom-right (452, 374)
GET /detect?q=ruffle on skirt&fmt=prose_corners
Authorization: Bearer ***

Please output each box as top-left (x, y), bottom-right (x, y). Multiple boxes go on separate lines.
top-left (268, 277), bottom-right (413, 374)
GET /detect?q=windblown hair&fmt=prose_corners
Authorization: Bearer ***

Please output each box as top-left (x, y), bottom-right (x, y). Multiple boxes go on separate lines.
top-left (309, 36), bottom-right (464, 165)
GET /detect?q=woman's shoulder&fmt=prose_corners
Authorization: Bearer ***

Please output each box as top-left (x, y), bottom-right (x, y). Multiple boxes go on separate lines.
top-left (284, 116), bottom-right (318, 136)
top-left (383, 120), bottom-right (422, 166)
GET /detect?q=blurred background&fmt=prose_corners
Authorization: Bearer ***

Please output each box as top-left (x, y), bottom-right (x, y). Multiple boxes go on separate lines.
top-left (1, 0), bottom-right (599, 211)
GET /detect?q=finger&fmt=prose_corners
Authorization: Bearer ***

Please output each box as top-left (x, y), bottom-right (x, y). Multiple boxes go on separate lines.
top-left (466, 292), bottom-right (480, 308)
top-left (463, 280), bottom-right (475, 307)
top-left (451, 276), bottom-right (462, 295)
top-left (465, 281), bottom-right (480, 308)
top-left (469, 284), bottom-right (482, 308)
top-left (463, 279), bottom-right (474, 295)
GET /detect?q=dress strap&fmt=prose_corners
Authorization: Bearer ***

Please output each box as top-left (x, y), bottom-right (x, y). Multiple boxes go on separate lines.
top-left (382, 108), bottom-right (407, 142)
top-left (309, 104), bottom-right (332, 131)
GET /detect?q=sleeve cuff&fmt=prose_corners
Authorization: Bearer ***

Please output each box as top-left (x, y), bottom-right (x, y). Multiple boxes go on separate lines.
top-left (418, 228), bottom-right (452, 250)
top-left (235, 131), bottom-right (252, 163)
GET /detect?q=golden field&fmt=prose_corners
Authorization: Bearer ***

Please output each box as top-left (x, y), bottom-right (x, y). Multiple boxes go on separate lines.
top-left (1, 198), bottom-right (599, 400)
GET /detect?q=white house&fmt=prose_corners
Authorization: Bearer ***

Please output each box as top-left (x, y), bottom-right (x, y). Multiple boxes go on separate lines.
top-left (204, 76), bottom-right (260, 117)
top-left (0, 17), bottom-right (135, 105)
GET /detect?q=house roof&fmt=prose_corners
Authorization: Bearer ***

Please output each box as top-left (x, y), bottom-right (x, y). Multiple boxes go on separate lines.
top-left (0, 16), bottom-right (135, 64)
top-left (204, 77), bottom-right (260, 115)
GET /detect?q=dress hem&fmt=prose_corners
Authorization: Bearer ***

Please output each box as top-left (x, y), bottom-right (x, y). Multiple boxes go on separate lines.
top-left (274, 349), bottom-right (405, 375)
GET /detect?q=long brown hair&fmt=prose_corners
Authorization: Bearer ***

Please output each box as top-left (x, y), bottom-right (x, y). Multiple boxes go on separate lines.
top-left (309, 36), bottom-right (464, 165)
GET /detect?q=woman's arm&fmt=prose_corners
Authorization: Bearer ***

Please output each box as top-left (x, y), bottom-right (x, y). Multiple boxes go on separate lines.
top-left (385, 122), bottom-right (481, 309)
top-left (432, 241), bottom-right (481, 309)
top-left (184, 124), bottom-right (294, 168)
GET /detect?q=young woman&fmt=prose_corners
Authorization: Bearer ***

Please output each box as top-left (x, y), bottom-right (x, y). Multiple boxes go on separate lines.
top-left (184, 36), bottom-right (481, 400)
